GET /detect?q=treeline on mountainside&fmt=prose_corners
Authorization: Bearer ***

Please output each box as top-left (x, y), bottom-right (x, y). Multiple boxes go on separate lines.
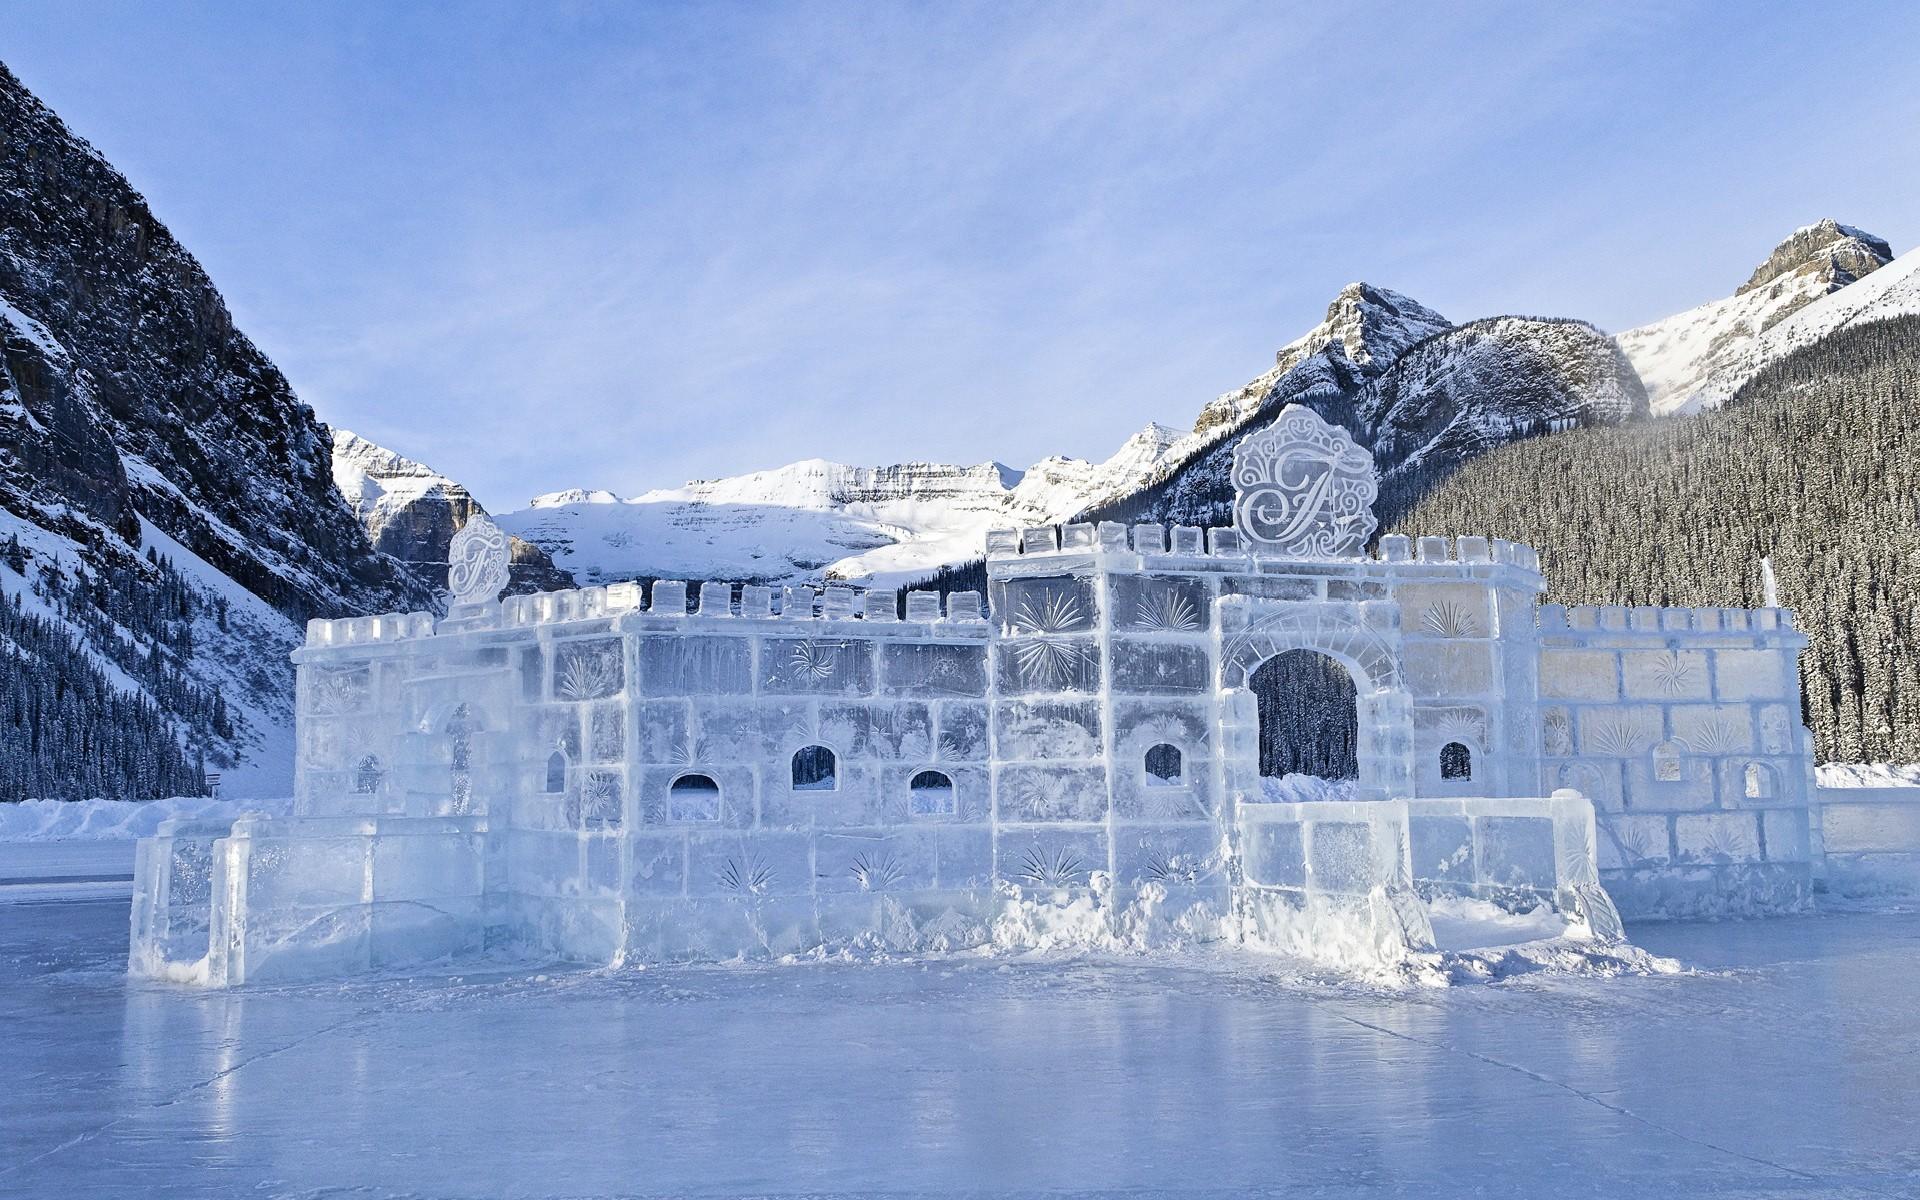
top-left (1395, 314), bottom-right (1920, 763)
top-left (1, 541), bottom-right (221, 801)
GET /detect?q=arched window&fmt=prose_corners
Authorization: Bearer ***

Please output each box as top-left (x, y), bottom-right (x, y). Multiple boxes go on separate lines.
top-left (352, 754), bottom-right (383, 795)
top-left (545, 750), bottom-right (567, 793)
top-left (792, 744), bottom-right (837, 791)
top-left (668, 773), bottom-right (721, 821)
top-left (1250, 650), bottom-right (1358, 780)
top-left (1744, 761), bottom-right (1777, 800)
top-left (1439, 742), bottom-right (1472, 781)
top-left (1653, 740), bottom-right (1683, 782)
top-left (910, 769), bottom-right (955, 816)
top-left (1144, 743), bottom-right (1183, 786)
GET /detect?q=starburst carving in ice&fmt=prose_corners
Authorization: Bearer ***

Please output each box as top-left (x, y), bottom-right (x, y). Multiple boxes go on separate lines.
top-left (1648, 651), bottom-right (1698, 696)
top-left (1419, 601), bottom-right (1481, 639)
top-left (787, 640), bottom-right (841, 682)
top-left (1008, 592), bottom-right (1092, 689)
top-left (1133, 590), bottom-right (1201, 633)
top-left (556, 648), bottom-right (621, 701)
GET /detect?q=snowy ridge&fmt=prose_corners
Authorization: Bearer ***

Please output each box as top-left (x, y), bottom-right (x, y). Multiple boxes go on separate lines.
top-left (1683, 242), bottom-right (1920, 410)
top-left (1617, 219), bottom-right (1896, 415)
top-left (498, 423), bottom-right (1186, 587)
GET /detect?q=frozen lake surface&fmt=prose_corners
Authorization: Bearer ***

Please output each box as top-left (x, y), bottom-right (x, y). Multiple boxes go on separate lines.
top-left (3, 898), bottom-right (1917, 1199)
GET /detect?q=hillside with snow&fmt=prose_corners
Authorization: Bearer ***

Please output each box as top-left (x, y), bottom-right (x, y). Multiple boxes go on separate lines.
top-left (332, 431), bottom-right (569, 592)
top-left (1680, 242), bottom-right (1920, 411)
top-left (497, 424), bottom-right (1185, 587)
top-left (1616, 220), bottom-right (1893, 415)
top-left (0, 63), bottom-right (432, 799)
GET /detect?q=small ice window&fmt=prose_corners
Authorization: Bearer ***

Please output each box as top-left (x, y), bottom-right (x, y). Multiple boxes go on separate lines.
top-left (1744, 762), bottom-right (1777, 800)
top-left (352, 754), bottom-right (383, 795)
top-left (668, 773), bottom-right (721, 822)
top-left (1144, 743), bottom-right (1183, 786)
top-left (545, 750), bottom-right (567, 793)
top-left (1654, 741), bottom-right (1683, 782)
top-left (792, 745), bottom-right (837, 791)
top-left (910, 769), bottom-right (955, 816)
top-left (1439, 742), bottom-right (1472, 781)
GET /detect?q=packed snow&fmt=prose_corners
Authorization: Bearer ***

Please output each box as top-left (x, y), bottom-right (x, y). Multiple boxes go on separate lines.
top-left (0, 795), bottom-right (294, 842)
top-left (1817, 762), bottom-right (1920, 789)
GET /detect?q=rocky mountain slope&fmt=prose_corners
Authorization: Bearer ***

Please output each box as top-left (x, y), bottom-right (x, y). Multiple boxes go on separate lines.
top-left (1616, 220), bottom-right (1893, 415)
top-left (1676, 241), bottom-right (1920, 411)
top-left (1083, 304), bottom-right (1645, 531)
top-left (1190, 283), bottom-right (1453, 435)
top-left (0, 62), bottom-right (434, 797)
top-left (332, 431), bottom-right (569, 593)
top-left (497, 423), bottom-right (1185, 588)
top-left (1363, 316), bottom-right (1646, 508)
top-left (1396, 313), bottom-right (1920, 764)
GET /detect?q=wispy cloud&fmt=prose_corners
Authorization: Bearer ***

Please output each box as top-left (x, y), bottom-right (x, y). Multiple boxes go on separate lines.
top-left (8, 1), bottom-right (1918, 507)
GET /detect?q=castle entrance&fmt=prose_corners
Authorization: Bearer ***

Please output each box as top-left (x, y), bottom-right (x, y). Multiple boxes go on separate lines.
top-left (1249, 649), bottom-right (1359, 780)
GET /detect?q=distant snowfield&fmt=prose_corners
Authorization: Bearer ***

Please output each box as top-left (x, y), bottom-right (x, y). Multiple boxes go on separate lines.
top-left (4, 898), bottom-right (1918, 1197)
top-left (497, 426), bottom-right (1189, 587)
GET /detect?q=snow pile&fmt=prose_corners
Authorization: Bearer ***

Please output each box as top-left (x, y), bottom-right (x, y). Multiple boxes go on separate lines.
top-left (1258, 773), bottom-right (1366, 804)
top-left (1816, 762), bottom-right (1920, 788)
top-left (0, 795), bottom-right (293, 842)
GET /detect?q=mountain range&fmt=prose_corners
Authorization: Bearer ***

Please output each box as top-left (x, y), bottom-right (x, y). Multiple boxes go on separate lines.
top-left (3, 54), bottom-right (1917, 795)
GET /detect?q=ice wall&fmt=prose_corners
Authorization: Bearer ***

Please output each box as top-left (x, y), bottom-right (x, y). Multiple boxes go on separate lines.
top-left (1537, 604), bottom-right (1816, 916)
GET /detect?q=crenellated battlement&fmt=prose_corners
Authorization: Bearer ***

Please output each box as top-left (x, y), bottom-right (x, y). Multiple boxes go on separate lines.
top-left (1537, 603), bottom-right (1800, 636)
top-left (304, 611), bottom-right (437, 648)
top-left (304, 581), bottom-right (988, 646)
top-left (984, 521), bottom-right (1542, 573)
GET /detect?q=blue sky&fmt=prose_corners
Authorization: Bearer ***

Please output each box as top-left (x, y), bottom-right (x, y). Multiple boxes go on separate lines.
top-left (8, 2), bottom-right (1919, 509)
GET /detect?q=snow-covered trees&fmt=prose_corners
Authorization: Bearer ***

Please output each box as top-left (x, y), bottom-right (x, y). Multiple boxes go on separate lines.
top-left (1396, 315), bottom-right (1920, 763)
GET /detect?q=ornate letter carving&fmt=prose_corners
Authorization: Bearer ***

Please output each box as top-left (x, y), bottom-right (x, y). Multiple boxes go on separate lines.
top-left (447, 514), bottom-right (510, 606)
top-left (1231, 405), bottom-right (1378, 559)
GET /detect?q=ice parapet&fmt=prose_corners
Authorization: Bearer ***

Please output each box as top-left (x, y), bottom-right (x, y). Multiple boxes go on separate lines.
top-left (131, 406), bottom-right (1815, 983)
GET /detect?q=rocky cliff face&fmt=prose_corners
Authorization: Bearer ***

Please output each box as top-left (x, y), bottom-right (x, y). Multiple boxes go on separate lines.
top-left (0, 63), bottom-right (431, 620)
top-left (0, 62), bottom-right (436, 794)
top-left (332, 432), bottom-right (569, 594)
top-left (1084, 299), bottom-right (1647, 531)
top-left (1191, 283), bottom-right (1452, 435)
top-left (1363, 316), bottom-right (1647, 498)
top-left (1617, 220), bottom-right (1893, 415)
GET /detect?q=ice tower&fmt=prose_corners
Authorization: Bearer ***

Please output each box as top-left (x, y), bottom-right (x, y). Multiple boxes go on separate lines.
top-left (131, 406), bottom-right (1817, 984)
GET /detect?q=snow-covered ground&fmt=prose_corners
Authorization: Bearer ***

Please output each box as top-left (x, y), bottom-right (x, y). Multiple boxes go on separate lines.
top-left (0, 795), bottom-right (294, 842)
top-left (1818, 762), bottom-right (1920, 789)
top-left (1, 897), bottom-right (1915, 1198)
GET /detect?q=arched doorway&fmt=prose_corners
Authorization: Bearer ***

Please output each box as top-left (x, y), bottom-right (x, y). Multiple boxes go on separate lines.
top-left (1250, 649), bottom-right (1358, 780)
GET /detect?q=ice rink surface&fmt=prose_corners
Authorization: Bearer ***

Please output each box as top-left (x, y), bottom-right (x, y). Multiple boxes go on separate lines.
top-left (2, 897), bottom-right (1917, 1199)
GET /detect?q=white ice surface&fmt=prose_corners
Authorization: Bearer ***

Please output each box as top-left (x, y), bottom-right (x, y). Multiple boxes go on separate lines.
top-left (3, 898), bottom-right (1916, 1198)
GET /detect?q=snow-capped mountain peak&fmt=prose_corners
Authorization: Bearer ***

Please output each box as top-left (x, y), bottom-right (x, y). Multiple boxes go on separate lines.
top-left (1191, 283), bottom-right (1452, 435)
top-left (1617, 219), bottom-right (1895, 415)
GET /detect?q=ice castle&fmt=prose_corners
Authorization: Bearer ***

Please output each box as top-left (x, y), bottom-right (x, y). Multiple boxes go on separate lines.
top-left (131, 406), bottom-right (1817, 984)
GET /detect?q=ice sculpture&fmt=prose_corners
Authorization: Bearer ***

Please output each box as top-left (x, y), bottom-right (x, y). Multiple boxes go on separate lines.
top-left (131, 405), bottom-right (1815, 984)
top-left (1231, 404), bottom-right (1377, 558)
